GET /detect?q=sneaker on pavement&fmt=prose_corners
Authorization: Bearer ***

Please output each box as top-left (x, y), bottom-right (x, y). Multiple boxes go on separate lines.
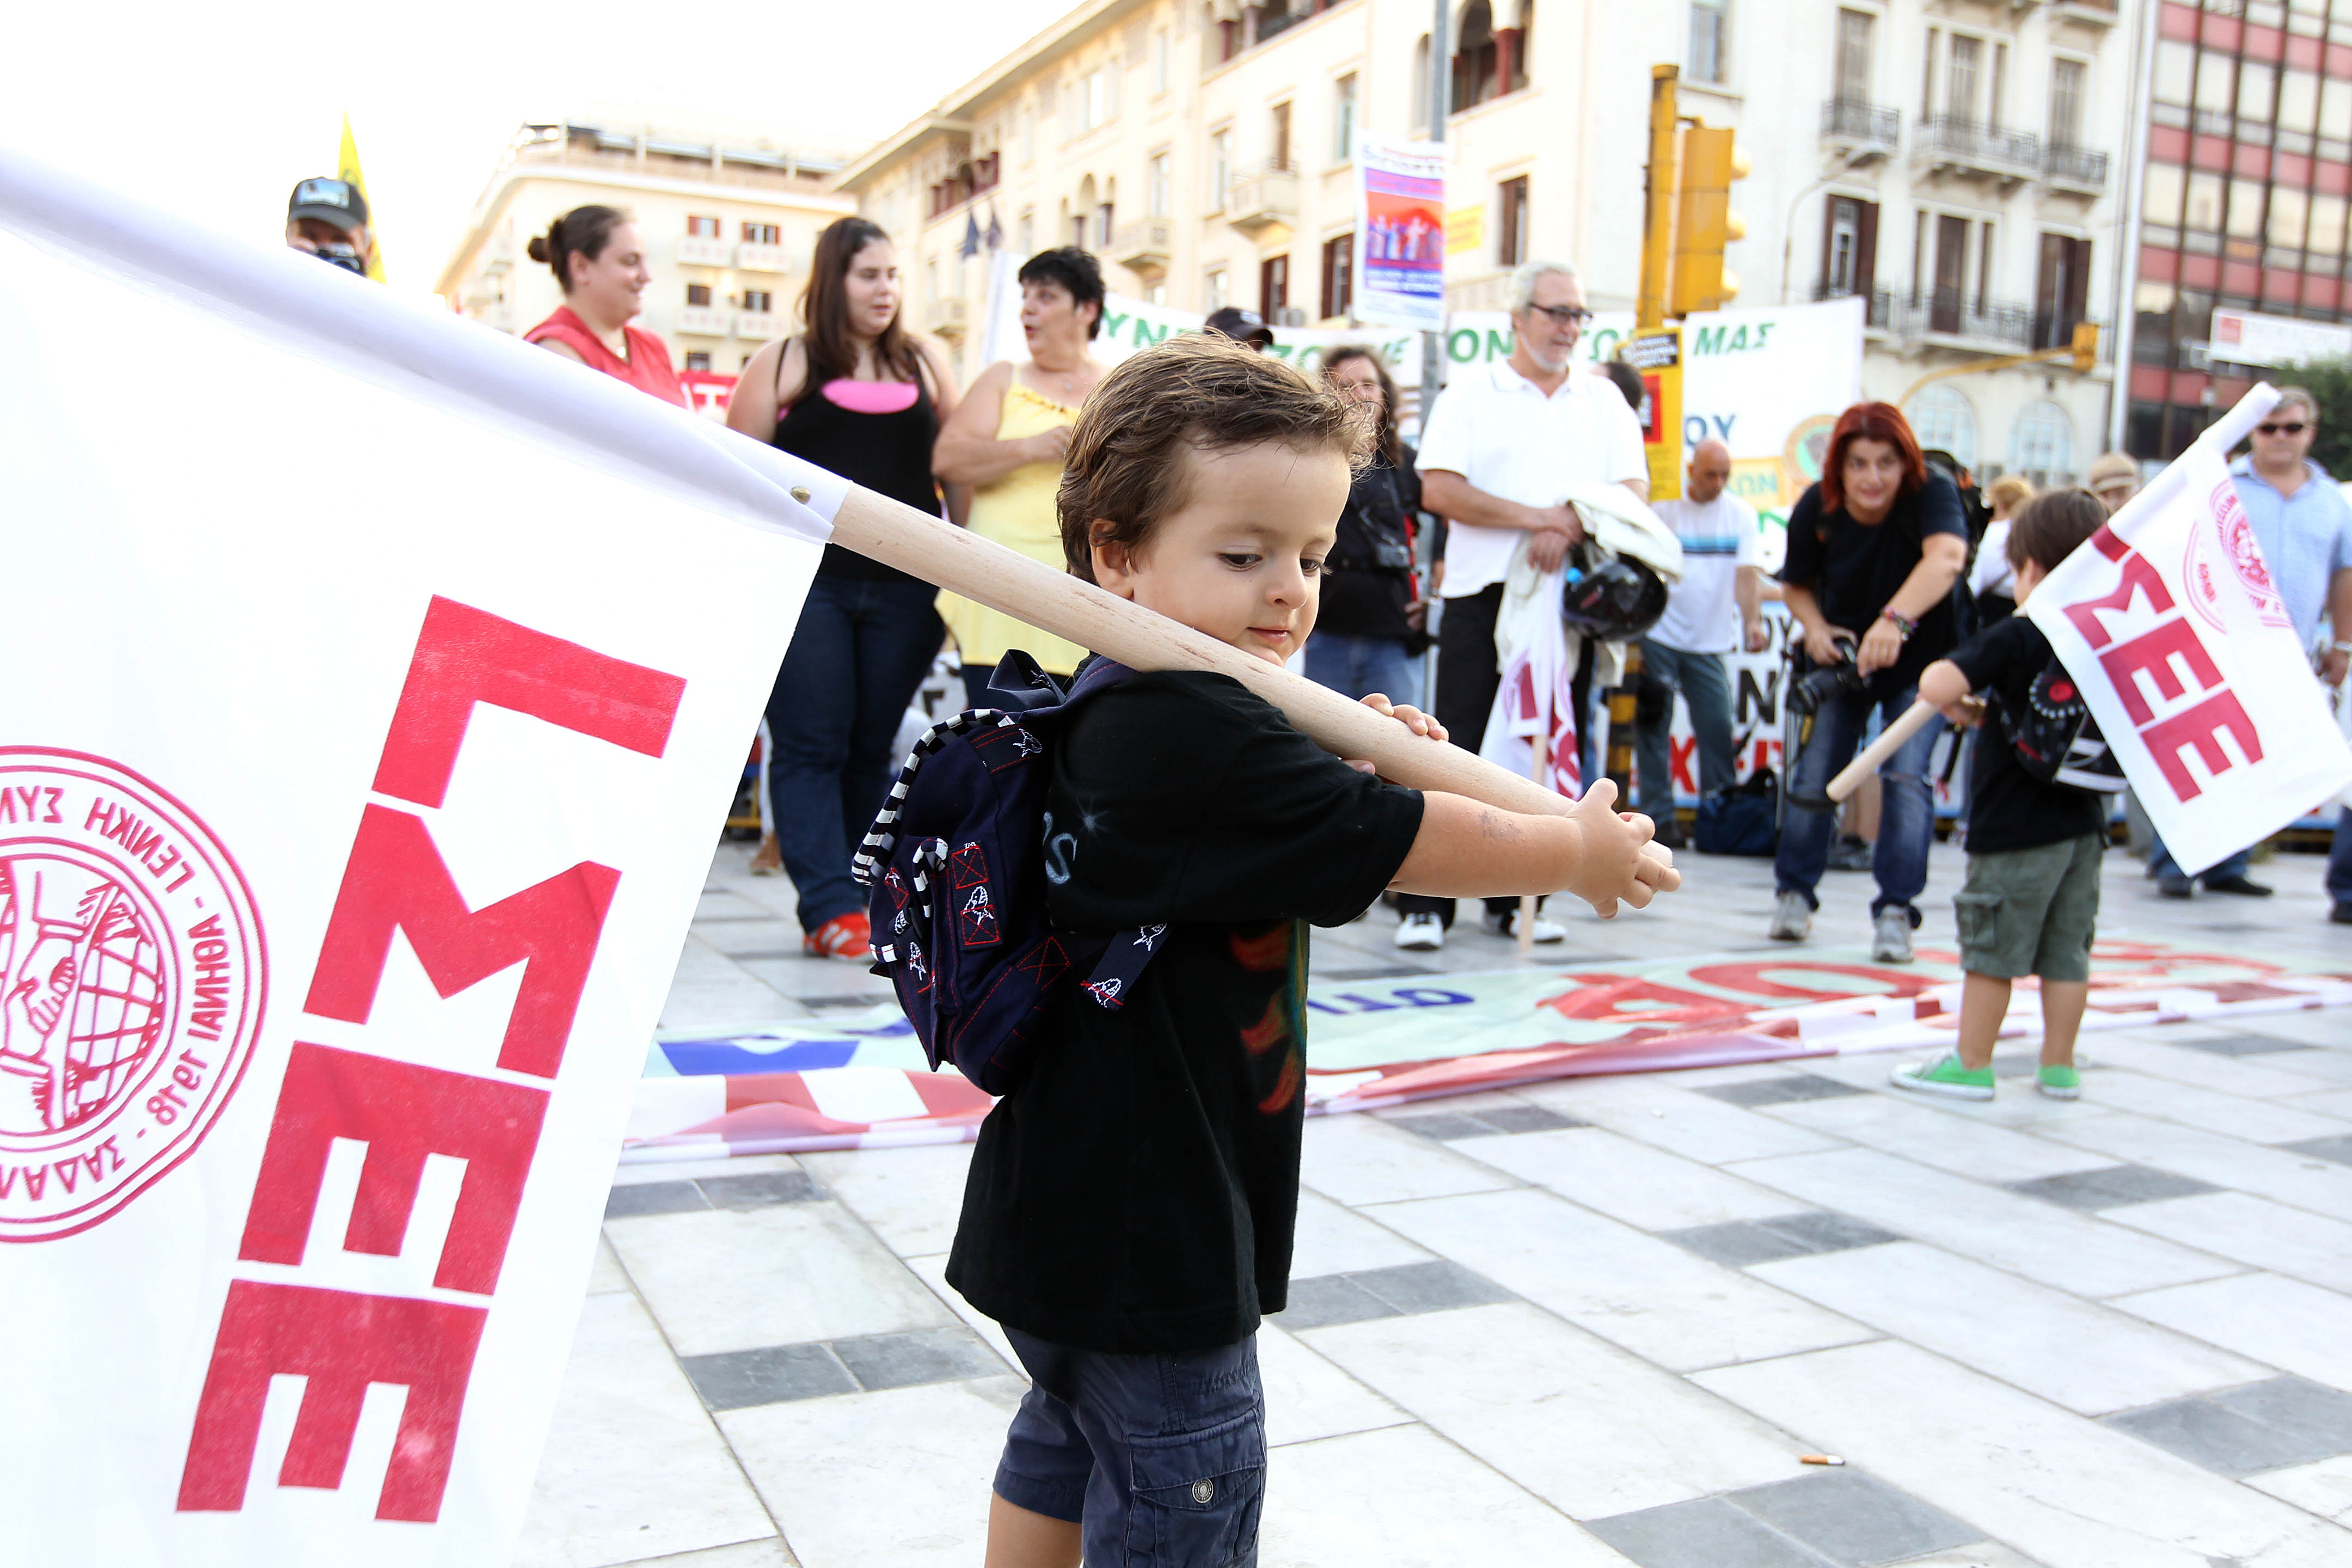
top-left (2157, 874), bottom-right (2195, 899)
top-left (2202, 873), bottom-right (2273, 897)
top-left (2037, 1064), bottom-right (2082, 1100)
top-left (1482, 907), bottom-right (1567, 943)
top-left (1872, 907), bottom-right (1915, 963)
top-left (802, 910), bottom-right (872, 961)
top-left (2332, 903), bottom-right (2352, 926)
top-left (1768, 890), bottom-right (1812, 941)
top-left (1395, 912), bottom-right (1444, 951)
top-left (1826, 835), bottom-right (1874, 872)
top-left (1891, 1051), bottom-right (1995, 1100)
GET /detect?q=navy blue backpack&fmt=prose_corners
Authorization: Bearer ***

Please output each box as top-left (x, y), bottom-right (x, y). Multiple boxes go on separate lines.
top-left (851, 653), bottom-right (1165, 1096)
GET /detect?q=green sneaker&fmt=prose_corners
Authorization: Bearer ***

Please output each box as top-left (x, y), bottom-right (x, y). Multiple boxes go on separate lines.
top-left (1890, 1051), bottom-right (1995, 1101)
top-left (2037, 1064), bottom-right (2082, 1100)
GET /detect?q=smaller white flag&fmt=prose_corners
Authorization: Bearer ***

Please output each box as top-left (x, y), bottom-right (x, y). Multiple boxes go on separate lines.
top-left (2025, 441), bottom-right (2352, 873)
top-left (1479, 575), bottom-right (1582, 799)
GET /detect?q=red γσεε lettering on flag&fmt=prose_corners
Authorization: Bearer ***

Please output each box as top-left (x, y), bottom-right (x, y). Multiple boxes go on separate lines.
top-left (177, 598), bottom-right (686, 1523)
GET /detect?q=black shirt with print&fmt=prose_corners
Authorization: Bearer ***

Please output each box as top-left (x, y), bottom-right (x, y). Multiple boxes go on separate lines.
top-left (946, 670), bottom-right (1426, 1353)
top-left (1950, 615), bottom-right (2110, 855)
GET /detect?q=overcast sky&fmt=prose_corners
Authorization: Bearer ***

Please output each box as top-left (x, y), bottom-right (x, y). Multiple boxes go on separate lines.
top-left (7, 0), bottom-right (1075, 295)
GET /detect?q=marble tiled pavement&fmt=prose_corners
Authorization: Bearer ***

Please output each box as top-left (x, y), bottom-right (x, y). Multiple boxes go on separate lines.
top-left (514, 836), bottom-right (2352, 1567)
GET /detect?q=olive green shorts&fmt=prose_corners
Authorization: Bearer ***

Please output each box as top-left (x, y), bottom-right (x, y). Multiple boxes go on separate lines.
top-left (1954, 832), bottom-right (2104, 983)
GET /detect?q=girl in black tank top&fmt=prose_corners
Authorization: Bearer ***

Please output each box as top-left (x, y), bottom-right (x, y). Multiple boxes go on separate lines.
top-left (771, 363), bottom-right (941, 586)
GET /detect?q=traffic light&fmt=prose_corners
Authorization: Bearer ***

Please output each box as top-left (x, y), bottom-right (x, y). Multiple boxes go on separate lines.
top-left (2071, 320), bottom-right (2100, 373)
top-left (1670, 123), bottom-right (1749, 317)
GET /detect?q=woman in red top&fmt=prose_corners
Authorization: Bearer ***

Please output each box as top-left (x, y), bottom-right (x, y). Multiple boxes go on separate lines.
top-left (522, 206), bottom-right (688, 408)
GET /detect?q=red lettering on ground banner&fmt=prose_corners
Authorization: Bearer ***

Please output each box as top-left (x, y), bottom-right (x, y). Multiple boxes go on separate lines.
top-left (177, 1281), bottom-right (487, 1522)
top-left (238, 1043), bottom-right (549, 1294)
top-left (372, 596), bottom-right (687, 809)
top-left (2098, 616), bottom-right (2227, 725)
top-left (2060, 538), bottom-right (2175, 650)
top-left (1539, 975), bottom-right (1748, 1029)
top-left (304, 805), bottom-right (618, 1079)
top-left (1684, 960), bottom-right (1941, 1001)
top-left (2141, 688), bottom-right (2264, 800)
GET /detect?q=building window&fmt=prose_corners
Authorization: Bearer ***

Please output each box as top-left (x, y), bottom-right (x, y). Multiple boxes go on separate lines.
top-left (1906, 383), bottom-right (1978, 469)
top-left (687, 215), bottom-right (720, 238)
top-left (2009, 401), bottom-right (2075, 486)
top-left (1149, 151), bottom-right (1171, 217)
top-left (1413, 35), bottom-right (1434, 132)
top-left (685, 351), bottom-right (712, 372)
top-left (1148, 282), bottom-right (1168, 305)
top-left (742, 289), bottom-right (774, 313)
top-left (1835, 9), bottom-right (1872, 105)
top-left (2186, 170), bottom-right (2223, 232)
top-left (1154, 29), bottom-right (1171, 94)
top-left (1209, 128), bottom-right (1233, 210)
top-left (685, 283), bottom-right (713, 307)
top-left (1689, 0), bottom-right (1728, 85)
top-left (1273, 101), bottom-right (1293, 170)
top-left (1321, 233), bottom-right (1354, 319)
top-left (1820, 195), bottom-right (1878, 297)
top-left (2034, 233), bottom-right (2090, 350)
top-left (1019, 211), bottom-right (1035, 254)
top-left (1974, 220), bottom-right (1995, 314)
top-left (1098, 196), bottom-right (1116, 245)
top-left (1455, 1), bottom-right (1499, 109)
top-left (743, 222), bottom-right (780, 244)
top-left (1207, 267), bottom-right (1229, 310)
top-left (2048, 58), bottom-right (2086, 149)
top-left (1946, 35), bottom-right (1981, 120)
top-left (1261, 253), bottom-right (1290, 316)
top-left (2142, 162), bottom-right (2185, 228)
top-left (1334, 75), bottom-right (1358, 161)
top-left (1024, 108), bottom-right (1038, 164)
top-left (1497, 175), bottom-right (1532, 266)
top-left (2153, 40), bottom-right (2194, 109)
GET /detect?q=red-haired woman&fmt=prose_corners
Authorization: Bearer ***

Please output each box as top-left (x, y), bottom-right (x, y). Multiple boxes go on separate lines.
top-left (523, 206), bottom-right (689, 408)
top-left (1771, 401), bottom-right (1968, 960)
top-left (728, 217), bottom-right (960, 959)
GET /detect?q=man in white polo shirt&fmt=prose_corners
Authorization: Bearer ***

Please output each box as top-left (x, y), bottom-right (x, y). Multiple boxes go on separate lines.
top-left (1394, 259), bottom-right (1648, 951)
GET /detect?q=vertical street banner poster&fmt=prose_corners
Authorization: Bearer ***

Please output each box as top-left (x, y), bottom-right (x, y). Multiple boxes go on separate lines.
top-left (2026, 440), bottom-right (2352, 873)
top-left (1351, 134), bottom-right (1447, 333)
top-left (1622, 327), bottom-right (1685, 504)
top-left (0, 154), bottom-right (828, 1566)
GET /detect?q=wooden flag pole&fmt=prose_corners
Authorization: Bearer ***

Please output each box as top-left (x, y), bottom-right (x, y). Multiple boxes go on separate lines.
top-left (829, 488), bottom-right (1652, 836)
top-left (1826, 699), bottom-right (1937, 804)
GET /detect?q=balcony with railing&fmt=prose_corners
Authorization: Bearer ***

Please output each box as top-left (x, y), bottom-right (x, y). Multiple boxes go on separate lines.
top-left (2041, 143), bottom-right (2110, 193)
top-left (1891, 287), bottom-right (2035, 349)
top-left (733, 311), bottom-right (780, 341)
top-left (1224, 160), bottom-right (1299, 237)
top-left (673, 306), bottom-right (732, 337)
top-left (734, 243), bottom-right (789, 274)
top-left (676, 235), bottom-right (733, 267)
top-left (2052, 0), bottom-right (2119, 23)
top-left (924, 297), bottom-right (968, 338)
top-left (1107, 218), bottom-right (1174, 275)
top-left (1913, 117), bottom-right (2041, 183)
top-left (1821, 99), bottom-right (1900, 161)
top-left (1811, 281), bottom-right (1893, 332)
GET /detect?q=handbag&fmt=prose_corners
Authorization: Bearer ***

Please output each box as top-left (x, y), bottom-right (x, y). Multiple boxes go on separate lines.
top-left (1696, 765), bottom-right (1780, 856)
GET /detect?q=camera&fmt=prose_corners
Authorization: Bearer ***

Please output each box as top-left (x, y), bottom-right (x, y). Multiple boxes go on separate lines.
top-left (313, 243), bottom-right (368, 277)
top-left (1785, 633), bottom-right (1866, 719)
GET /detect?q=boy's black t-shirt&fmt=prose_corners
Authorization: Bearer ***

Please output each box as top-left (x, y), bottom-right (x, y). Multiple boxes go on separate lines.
top-left (1950, 615), bottom-right (2109, 855)
top-left (945, 670), bottom-right (1426, 1353)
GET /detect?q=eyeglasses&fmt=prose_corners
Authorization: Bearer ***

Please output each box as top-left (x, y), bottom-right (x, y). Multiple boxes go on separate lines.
top-left (2257, 421), bottom-right (2308, 436)
top-left (1523, 304), bottom-right (1595, 327)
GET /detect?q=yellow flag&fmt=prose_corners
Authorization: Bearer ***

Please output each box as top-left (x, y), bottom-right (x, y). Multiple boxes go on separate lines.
top-left (336, 114), bottom-right (388, 284)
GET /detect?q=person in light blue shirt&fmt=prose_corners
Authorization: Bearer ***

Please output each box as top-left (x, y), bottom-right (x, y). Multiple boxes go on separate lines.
top-left (2149, 387), bottom-right (2352, 913)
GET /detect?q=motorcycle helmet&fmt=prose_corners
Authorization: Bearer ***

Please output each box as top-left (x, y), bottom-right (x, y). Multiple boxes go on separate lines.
top-left (1560, 542), bottom-right (1669, 640)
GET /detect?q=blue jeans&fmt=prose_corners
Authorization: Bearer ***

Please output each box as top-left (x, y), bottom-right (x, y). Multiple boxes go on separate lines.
top-left (2333, 807), bottom-right (2352, 908)
top-left (2148, 832), bottom-right (2252, 887)
top-left (763, 574), bottom-right (944, 930)
top-left (1777, 682), bottom-right (1944, 922)
top-left (996, 1328), bottom-right (1265, 1566)
top-left (1304, 632), bottom-right (1423, 708)
top-left (1634, 639), bottom-right (1735, 821)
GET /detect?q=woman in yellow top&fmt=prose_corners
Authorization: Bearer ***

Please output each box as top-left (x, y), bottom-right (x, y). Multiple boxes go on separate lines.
top-left (933, 247), bottom-right (1110, 707)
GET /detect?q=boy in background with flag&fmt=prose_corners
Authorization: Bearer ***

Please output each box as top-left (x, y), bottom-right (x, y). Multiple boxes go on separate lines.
top-left (1891, 491), bottom-right (2114, 1102)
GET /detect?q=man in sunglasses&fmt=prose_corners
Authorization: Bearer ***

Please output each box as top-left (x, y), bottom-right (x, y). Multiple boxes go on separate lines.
top-left (2149, 385), bottom-right (2352, 909)
top-left (285, 177), bottom-right (375, 279)
top-left (1394, 259), bottom-right (1648, 951)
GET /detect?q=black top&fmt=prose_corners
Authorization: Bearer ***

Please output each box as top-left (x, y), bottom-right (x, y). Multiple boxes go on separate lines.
top-left (1316, 444), bottom-right (1422, 641)
top-left (771, 365), bottom-right (941, 584)
top-left (1780, 472), bottom-right (1969, 688)
top-left (1951, 616), bottom-right (2109, 854)
top-left (946, 671), bottom-right (1425, 1352)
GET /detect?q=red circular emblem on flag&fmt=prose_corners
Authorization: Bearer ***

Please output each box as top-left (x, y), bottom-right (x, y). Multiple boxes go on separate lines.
top-left (0, 750), bottom-right (265, 1242)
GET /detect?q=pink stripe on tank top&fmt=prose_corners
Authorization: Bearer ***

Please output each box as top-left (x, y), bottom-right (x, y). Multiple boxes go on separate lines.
top-left (820, 378), bottom-right (922, 415)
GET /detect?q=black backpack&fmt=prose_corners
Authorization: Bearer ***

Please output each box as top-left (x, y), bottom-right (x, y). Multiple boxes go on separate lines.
top-left (1999, 658), bottom-right (2126, 793)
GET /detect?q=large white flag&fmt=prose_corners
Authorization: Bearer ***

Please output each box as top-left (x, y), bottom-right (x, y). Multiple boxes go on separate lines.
top-left (0, 151), bottom-right (835, 1564)
top-left (2026, 438), bottom-right (2352, 874)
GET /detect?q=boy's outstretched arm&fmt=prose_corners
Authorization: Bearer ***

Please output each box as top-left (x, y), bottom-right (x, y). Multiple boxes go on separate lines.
top-left (1916, 658), bottom-right (1984, 728)
top-left (1389, 778), bottom-right (1680, 918)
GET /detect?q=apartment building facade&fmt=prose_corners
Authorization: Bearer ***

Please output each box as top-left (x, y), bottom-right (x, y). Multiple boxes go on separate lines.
top-left (435, 120), bottom-right (857, 384)
top-left (835, 0), bottom-right (2132, 485)
top-left (2123, 0), bottom-right (2352, 460)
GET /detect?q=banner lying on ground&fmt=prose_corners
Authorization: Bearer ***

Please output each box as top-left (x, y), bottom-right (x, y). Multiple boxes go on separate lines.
top-left (2027, 438), bottom-right (2352, 873)
top-left (623, 939), bottom-right (2350, 1159)
top-left (0, 152), bottom-right (828, 1564)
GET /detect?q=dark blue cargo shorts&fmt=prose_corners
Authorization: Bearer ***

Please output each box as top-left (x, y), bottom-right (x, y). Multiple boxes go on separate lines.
top-left (994, 1326), bottom-right (1266, 1567)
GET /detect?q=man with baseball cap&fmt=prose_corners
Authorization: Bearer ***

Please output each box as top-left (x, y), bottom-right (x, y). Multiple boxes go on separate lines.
top-left (285, 177), bottom-right (374, 278)
top-left (1204, 305), bottom-right (1275, 350)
